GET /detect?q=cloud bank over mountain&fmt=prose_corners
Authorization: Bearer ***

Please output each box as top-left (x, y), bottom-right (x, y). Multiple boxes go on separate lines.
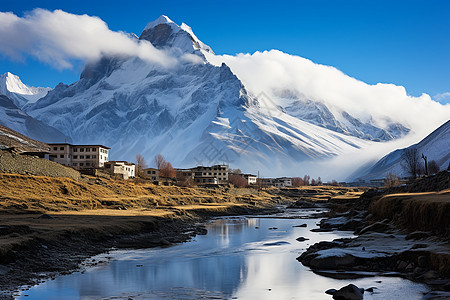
top-left (204, 50), bottom-right (450, 141)
top-left (0, 9), bottom-right (176, 69)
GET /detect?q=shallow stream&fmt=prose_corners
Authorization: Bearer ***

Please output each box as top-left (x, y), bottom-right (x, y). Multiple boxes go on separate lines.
top-left (17, 209), bottom-right (429, 299)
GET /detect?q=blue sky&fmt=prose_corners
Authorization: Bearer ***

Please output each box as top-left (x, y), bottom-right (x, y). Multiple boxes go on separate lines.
top-left (1, 0), bottom-right (449, 102)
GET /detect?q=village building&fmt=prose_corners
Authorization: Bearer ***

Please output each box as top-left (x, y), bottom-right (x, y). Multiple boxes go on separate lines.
top-left (176, 169), bottom-right (194, 182)
top-left (48, 143), bottom-right (110, 168)
top-left (143, 167), bottom-right (159, 181)
top-left (104, 161), bottom-right (136, 179)
top-left (262, 177), bottom-right (292, 188)
top-left (242, 174), bottom-right (258, 185)
top-left (191, 164), bottom-right (229, 185)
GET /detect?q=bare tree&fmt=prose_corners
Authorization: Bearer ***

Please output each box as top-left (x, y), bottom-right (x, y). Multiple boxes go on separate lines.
top-left (421, 153), bottom-right (428, 176)
top-left (401, 148), bottom-right (421, 179)
top-left (385, 172), bottom-right (400, 188)
top-left (303, 175), bottom-right (310, 186)
top-left (317, 177), bottom-right (322, 186)
top-left (154, 154), bottom-right (166, 170)
top-left (229, 168), bottom-right (242, 175)
top-left (292, 177), bottom-right (305, 187)
top-left (428, 160), bottom-right (440, 174)
top-left (136, 154), bottom-right (148, 177)
top-left (327, 180), bottom-right (339, 186)
top-left (160, 161), bottom-right (176, 182)
top-left (229, 174), bottom-right (248, 188)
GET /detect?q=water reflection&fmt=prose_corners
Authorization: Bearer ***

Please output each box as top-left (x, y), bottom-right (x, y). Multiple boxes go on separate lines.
top-left (18, 215), bottom-right (428, 300)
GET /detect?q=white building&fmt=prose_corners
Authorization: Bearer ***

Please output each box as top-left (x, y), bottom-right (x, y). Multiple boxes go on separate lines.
top-left (48, 143), bottom-right (110, 169)
top-left (104, 161), bottom-right (136, 179)
top-left (243, 174), bottom-right (258, 185)
top-left (262, 177), bottom-right (292, 188)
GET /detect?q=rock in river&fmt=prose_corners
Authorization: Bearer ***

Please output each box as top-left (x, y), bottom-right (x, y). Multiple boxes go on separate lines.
top-left (326, 284), bottom-right (364, 300)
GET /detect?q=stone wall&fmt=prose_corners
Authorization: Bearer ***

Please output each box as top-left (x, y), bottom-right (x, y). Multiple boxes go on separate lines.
top-left (0, 150), bottom-right (80, 180)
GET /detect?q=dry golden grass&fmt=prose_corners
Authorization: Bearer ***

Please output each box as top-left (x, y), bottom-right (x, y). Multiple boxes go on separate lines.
top-left (0, 173), bottom-right (276, 214)
top-left (371, 189), bottom-right (450, 236)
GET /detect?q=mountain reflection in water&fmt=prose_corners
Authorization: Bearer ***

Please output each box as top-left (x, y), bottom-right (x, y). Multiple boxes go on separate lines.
top-left (18, 215), bottom-right (428, 300)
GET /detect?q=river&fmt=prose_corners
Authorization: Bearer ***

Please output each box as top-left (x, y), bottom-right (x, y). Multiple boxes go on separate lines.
top-left (17, 209), bottom-right (429, 299)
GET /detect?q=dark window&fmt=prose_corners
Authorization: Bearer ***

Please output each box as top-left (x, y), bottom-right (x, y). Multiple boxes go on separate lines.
top-left (73, 155), bottom-right (78, 159)
top-left (80, 155), bottom-right (84, 159)
top-left (92, 148), bottom-right (96, 151)
top-left (92, 155), bottom-right (96, 158)
top-left (80, 163), bottom-right (84, 166)
top-left (73, 163), bottom-right (78, 166)
top-left (80, 148), bottom-right (84, 152)
top-left (60, 154), bottom-right (64, 158)
top-left (60, 147), bottom-right (64, 150)
top-left (86, 155), bottom-right (90, 159)
top-left (86, 162), bottom-right (90, 166)
top-left (53, 147), bottom-right (57, 151)
top-left (73, 148), bottom-right (78, 152)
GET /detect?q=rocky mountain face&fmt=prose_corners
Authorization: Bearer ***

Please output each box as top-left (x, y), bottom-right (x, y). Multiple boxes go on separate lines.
top-left (0, 95), bottom-right (70, 143)
top-left (354, 120), bottom-right (450, 180)
top-left (2, 15), bottom-right (426, 175)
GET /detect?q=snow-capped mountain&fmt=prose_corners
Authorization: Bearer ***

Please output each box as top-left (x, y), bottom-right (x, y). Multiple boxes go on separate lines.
top-left (0, 94), bottom-right (70, 143)
top-left (0, 72), bottom-right (52, 108)
top-left (140, 15), bottom-right (213, 55)
top-left (354, 120), bottom-right (450, 180)
top-left (16, 15), bottom-right (449, 176)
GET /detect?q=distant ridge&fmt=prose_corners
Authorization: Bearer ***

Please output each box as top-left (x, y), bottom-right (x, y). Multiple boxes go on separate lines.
top-left (353, 119), bottom-right (450, 180)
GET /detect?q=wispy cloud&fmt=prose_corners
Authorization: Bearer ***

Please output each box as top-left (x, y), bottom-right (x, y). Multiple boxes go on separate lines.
top-left (0, 9), bottom-right (176, 69)
top-left (434, 92), bottom-right (450, 104)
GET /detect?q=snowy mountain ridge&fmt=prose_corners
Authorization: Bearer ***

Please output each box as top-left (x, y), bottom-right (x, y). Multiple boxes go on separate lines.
top-left (0, 72), bottom-right (52, 108)
top-left (0, 94), bottom-right (70, 143)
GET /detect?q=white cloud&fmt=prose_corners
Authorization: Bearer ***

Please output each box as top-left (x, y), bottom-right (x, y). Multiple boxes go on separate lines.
top-left (434, 92), bottom-right (450, 104)
top-left (0, 9), bottom-right (176, 69)
top-left (204, 50), bottom-right (450, 140)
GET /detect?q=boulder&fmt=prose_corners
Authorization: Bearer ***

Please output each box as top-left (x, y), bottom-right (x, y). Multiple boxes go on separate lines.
top-left (296, 237), bottom-right (310, 242)
top-left (329, 284), bottom-right (364, 300)
top-left (309, 254), bottom-right (357, 269)
top-left (293, 223), bottom-right (308, 227)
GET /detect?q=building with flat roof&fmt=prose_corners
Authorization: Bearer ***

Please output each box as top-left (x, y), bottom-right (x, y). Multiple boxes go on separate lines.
top-left (191, 164), bottom-right (229, 185)
top-left (143, 167), bottom-right (159, 181)
top-left (105, 161), bottom-right (135, 179)
top-left (48, 143), bottom-right (110, 169)
top-left (242, 174), bottom-right (258, 185)
top-left (262, 177), bottom-right (292, 188)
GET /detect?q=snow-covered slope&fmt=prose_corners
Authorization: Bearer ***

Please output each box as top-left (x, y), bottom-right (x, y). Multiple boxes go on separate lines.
top-left (0, 94), bottom-right (70, 143)
top-left (354, 120), bottom-right (450, 180)
top-left (140, 15), bottom-right (214, 55)
top-left (0, 72), bottom-right (52, 108)
top-left (19, 15), bottom-right (449, 177)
